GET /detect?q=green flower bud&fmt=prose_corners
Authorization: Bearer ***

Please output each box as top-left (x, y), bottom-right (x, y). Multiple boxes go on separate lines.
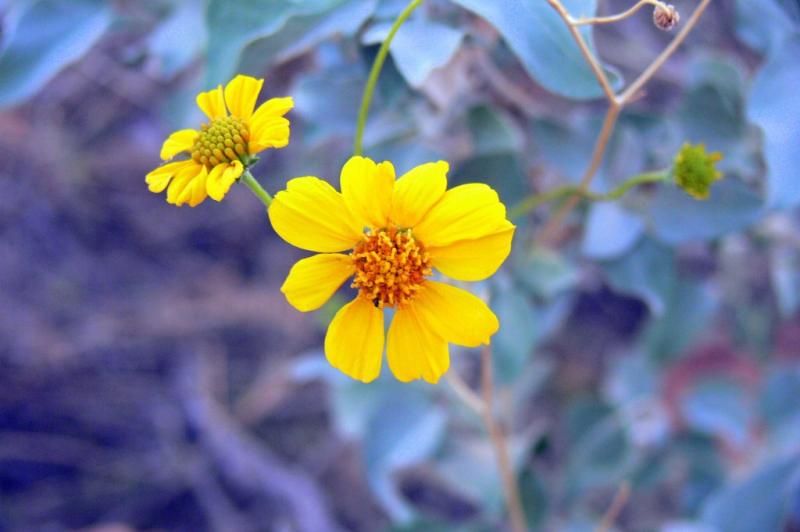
top-left (672, 143), bottom-right (723, 200)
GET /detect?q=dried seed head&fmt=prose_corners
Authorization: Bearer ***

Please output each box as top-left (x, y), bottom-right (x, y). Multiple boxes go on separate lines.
top-left (653, 3), bottom-right (680, 31)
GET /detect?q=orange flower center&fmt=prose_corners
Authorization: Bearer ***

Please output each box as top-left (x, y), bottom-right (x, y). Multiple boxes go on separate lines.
top-left (190, 116), bottom-right (250, 168)
top-left (351, 227), bottom-right (432, 309)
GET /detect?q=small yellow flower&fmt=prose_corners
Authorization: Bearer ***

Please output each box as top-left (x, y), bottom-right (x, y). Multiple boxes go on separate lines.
top-left (269, 156), bottom-right (515, 383)
top-left (146, 75), bottom-right (293, 207)
top-left (673, 143), bottom-right (723, 200)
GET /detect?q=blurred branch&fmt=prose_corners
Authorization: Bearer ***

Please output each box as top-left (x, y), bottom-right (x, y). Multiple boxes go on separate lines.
top-left (508, 170), bottom-right (669, 219)
top-left (175, 352), bottom-right (336, 532)
top-left (572, 0), bottom-right (668, 26)
top-left (537, 0), bottom-right (712, 245)
top-left (354, 0), bottom-right (424, 155)
top-left (596, 482), bottom-right (631, 532)
top-left (444, 370), bottom-right (485, 417)
top-left (480, 346), bottom-right (527, 532)
top-left (446, 351), bottom-right (527, 531)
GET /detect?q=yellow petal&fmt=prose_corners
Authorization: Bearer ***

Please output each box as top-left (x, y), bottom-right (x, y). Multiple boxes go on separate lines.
top-left (390, 161), bottom-right (448, 228)
top-left (340, 156), bottom-right (395, 229)
top-left (196, 85), bottom-right (227, 119)
top-left (413, 281), bottom-right (499, 347)
top-left (252, 96), bottom-right (294, 122)
top-left (324, 297), bottom-right (384, 382)
top-left (224, 75), bottom-right (264, 120)
top-left (160, 129), bottom-right (198, 160)
top-left (177, 165), bottom-right (208, 207)
top-left (428, 222), bottom-right (515, 281)
top-left (268, 176), bottom-right (363, 252)
top-left (145, 160), bottom-right (194, 193)
top-left (386, 303), bottom-right (449, 383)
top-left (413, 183), bottom-right (508, 248)
top-left (249, 116), bottom-right (290, 154)
top-left (281, 254), bottom-right (355, 312)
top-left (207, 161), bottom-right (243, 201)
top-left (167, 163), bottom-right (205, 206)
top-left (248, 96), bottom-right (294, 153)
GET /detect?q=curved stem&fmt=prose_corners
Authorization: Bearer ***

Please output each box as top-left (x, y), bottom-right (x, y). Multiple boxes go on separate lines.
top-left (572, 0), bottom-right (667, 26)
top-left (509, 170), bottom-right (669, 219)
top-left (353, 0), bottom-right (423, 156)
top-left (545, 0), bottom-right (617, 103)
top-left (240, 170), bottom-right (272, 207)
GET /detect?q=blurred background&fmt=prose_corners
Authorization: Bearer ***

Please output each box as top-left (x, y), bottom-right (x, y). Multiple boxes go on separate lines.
top-left (1, 0), bottom-right (799, 530)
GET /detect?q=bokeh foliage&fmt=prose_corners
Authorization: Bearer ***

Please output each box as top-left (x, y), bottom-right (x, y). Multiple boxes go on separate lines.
top-left (1, 0), bottom-right (799, 530)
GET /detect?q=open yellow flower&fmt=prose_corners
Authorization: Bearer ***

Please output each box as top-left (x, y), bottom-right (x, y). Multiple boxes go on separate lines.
top-left (145, 75), bottom-right (293, 207)
top-left (269, 156), bottom-right (515, 383)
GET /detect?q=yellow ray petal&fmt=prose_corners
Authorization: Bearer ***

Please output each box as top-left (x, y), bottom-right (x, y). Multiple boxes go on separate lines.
top-left (390, 161), bottom-right (448, 228)
top-left (413, 183), bottom-right (508, 248)
top-left (196, 85), bottom-right (226, 119)
top-left (224, 75), bottom-right (264, 120)
top-left (324, 297), bottom-right (384, 382)
top-left (176, 165), bottom-right (208, 207)
top-left (167, 162), bottom-right (205, 206)
top-left (252, 96), bottom-right (294, 123)
top-left (387, 303), bottom-right (449, 383)
top-left (281, 254), bottom-right (355, 312)
top-left (268, 176), bottom-right (363, 253)
top-left (413, 281), bottom-right (499, 347)
top-left (160, 129), bottom-right (198, 160)
top-left (428, 222), bottom-right (515, 281)
top-left (248, 116), bottom-right (290, 154)
top-left (145, 160), bottom-right (195, 193)
top-left (249, 96), bottom-right (293, 153)
top-left (207, 160), bottom-right (243, 201)
top-left (340, 156), bottom-right (395, 229)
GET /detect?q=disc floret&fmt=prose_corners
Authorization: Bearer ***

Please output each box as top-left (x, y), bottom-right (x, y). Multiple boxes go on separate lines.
top-left (351, 227), bottom-right (432, 308)
top-left (191, 116), bottom-right (251, 168)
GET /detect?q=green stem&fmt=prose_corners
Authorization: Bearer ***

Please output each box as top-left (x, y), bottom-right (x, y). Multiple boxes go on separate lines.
top-left (240, 170), bottom-right (273, 207)
top-left (353, 0), bottom-right (423, 156)
top-left (508, 170), bottom-right (669, 219)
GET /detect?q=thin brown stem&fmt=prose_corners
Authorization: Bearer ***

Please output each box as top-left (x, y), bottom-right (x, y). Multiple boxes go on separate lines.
top-left (545, 0), bottom-right (617, 103)
top-left (480, 346), bottom-right (527, 532)
top-left (620, 0), bottom-right (713, 104)
top-left (572, 0), bottom-right (667, 26)
top-left (537, 103), bottom-right (621, 244)
top-left (596, 482), bottom-right (631, 532)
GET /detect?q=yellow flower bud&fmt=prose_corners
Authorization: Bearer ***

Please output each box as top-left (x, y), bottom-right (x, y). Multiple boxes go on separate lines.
top-left (672, 143), bottom-right (723, 200)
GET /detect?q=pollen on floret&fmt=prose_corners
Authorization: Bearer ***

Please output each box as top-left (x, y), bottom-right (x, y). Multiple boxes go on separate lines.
top-left (672, 143), bottom-right (723, 200)
top-left (190, 116), bottom-right (251, 168)
top-left (351, 227), bottom-right (432, 309)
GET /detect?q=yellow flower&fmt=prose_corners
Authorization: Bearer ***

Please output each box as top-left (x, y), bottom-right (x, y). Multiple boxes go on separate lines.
top-left (268, 156), bottom-right (515, 383)
top-left (146, 75), bottom-right (293, 207)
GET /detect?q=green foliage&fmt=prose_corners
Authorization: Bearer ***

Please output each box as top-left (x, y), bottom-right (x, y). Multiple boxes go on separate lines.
top-left (702, 457), bottom-right (800, 532)
top-left (205, 0), bottom-right (375, 83)
top-left (451, 0), bottom-right (622, 100)
top-left (363, 17), bottom-right (465, 88)
top-left (0, 0), bottom-right (111, 107)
